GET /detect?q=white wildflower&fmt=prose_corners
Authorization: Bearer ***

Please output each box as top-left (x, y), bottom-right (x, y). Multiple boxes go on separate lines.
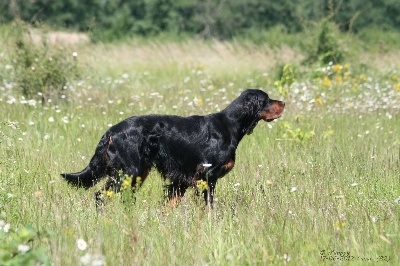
top-left (77, 239), bottom-right (88, 251)
top-left (18, 244), bottom-right (30, 254)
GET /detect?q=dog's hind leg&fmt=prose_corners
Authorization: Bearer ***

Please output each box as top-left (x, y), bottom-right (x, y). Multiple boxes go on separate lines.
top-left (95, 168), bottom-right (121, 204)
top-left (167, 183), bottom-right (188, 207)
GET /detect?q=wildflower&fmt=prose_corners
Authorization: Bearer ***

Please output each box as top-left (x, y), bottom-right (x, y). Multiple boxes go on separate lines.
top-left (266, 180), bottom-right (273, 185)
top-left (290, 187), bottom-right (297, 193)
top-left (323, 76), bottom-right (332, 87)
top-left (315, 97), bottom-right (323, 105)
top-left (396, 83), bottom-right (400, 91)
top-left (34, 190), bottom-right (42, 198)
top-left (48, 117), bottom-right (54, 123)
top-left (77, 238), bottom-right (88, 250)
top-left (336, 221), bottom-right (345, 230)
top-left (102, 190), bottom-right (114, 198)
top-left (3, 223), bottom-right (10, 233)
top-left (350, 183), bottom-right (359, 187)
top-left (197, 96), bottom-right (203, 106)
top-left (121, 177), bottom-right (132, 190)
top-left (92, 254), bottom-right (106, 266)
top-left (72, 52), bottom-right (78, 57)
top-left (80, 253), bottom-right (92, 265)
top-left (197, 180), bottom-right (209, 191)
top-left (0, 220), bottom-right (10, 233)
top-left (333, 64), bottom-right (341, 73)
top-left (394, 197), bottom-right (400, 204)
top-left (18, 244), bottom-right (30, 254)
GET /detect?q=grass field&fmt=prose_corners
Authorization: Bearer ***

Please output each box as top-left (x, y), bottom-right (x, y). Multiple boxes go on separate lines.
top-left (1, 33), bottom-right (400, 265)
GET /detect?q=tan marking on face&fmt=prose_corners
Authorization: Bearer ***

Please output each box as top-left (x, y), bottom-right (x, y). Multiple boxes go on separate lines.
top-left (261, 101), bottom-right (285, 121)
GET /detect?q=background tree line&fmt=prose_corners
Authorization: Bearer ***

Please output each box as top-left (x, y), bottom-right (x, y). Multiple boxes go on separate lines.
top-left (1, 0), bottom-right (399, 41)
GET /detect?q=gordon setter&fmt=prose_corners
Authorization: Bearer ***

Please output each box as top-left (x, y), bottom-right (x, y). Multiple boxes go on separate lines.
top-left (62, 89), bottom-right (285, 205)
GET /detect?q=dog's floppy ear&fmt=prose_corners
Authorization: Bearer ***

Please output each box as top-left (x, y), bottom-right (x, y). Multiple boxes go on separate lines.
top-left (241, 92), bottom-right (263, 135)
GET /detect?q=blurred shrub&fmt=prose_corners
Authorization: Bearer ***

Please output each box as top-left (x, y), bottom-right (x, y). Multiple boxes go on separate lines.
top-left (9, 23), bottom-right (80, 104)
top-left (303, 19), bottom-right (346, 65)
top-left (274, 64), bottom-right (296, 98)
top-left (0, 222), bottom-right (52, 266)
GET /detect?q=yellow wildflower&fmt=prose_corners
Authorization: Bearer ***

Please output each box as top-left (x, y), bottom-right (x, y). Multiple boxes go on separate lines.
top-left (397, 83), bottom-right (400, 91)
top-left (344, 63), bottom-right (349, 70)
top-left (316, 98), bottom-right (323, 105)
top-left (121, 177), bottom-right (132, 190)
top-left (196, 180), bottom-right (208, 191)
top-left (333, 64), bottom-right (341, 73)
top-left (335, 75), bottom-right (343, 85)
top-left (197, 96), bottom-right (203, 106)
top-left (102, 190), bottom-right (114, 198)
top-left (323, 76), bottom-right (332, 87)
top-left (336, 221), bottom-right (345, 230)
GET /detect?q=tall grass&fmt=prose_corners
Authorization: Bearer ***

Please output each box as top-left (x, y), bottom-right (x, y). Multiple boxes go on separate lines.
top-left (1, 29), bottom-right (399, 265)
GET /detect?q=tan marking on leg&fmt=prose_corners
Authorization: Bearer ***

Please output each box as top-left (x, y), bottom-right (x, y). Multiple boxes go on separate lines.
top-left (169, 196), bottom-right (182, 207)
top-left (104, 136), bottom-right (113, 162)
top-left (223, 160), bottom-right (235, 170)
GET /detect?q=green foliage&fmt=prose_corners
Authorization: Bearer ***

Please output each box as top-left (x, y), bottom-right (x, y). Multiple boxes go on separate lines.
top-left (8, 23), bottom-right (80, 103)
top-left (303, 19), bottom-right (346, 65)
top-left (0, 222), bottom-right (52, 266)
top-left (98, 171), bottom-right (144, 206)
top-left (280, 121), bottom-right (315, 144)
top-left (274, 64), bottom-right (296, 98)
top-left (1, 0), bottom-right (398, 41)
top-left (357, 27), bottom-right (400, 51)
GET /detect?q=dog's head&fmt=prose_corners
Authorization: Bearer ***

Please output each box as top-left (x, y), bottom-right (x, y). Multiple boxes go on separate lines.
top-left (238, 89), bottom-right (285, 134)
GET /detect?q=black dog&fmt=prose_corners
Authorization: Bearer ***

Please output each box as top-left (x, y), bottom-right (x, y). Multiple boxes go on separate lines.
top-left (61, 89), bottom-right (285, 205)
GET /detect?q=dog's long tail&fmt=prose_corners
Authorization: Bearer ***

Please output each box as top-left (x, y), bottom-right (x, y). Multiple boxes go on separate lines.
top-left (61, 134), bottom-right (110, 188)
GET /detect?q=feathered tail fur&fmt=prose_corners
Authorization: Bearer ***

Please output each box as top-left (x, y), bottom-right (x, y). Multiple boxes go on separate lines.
top-left (61, 134), bottom-right (110, 188)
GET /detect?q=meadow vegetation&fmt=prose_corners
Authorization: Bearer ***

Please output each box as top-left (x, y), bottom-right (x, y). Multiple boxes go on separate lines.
top-left (0, 24), bottom-right (399, 265)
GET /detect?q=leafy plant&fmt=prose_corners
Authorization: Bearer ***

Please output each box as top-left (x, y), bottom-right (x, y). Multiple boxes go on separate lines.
top-left (303, 19), bottom-right (346, 65)
top-left (0, 222), bottom-right (52, 266)
top-left (280, 121), bottom-right (315, 144)
top-left (274, 64), bottom-right (296, 98)
top-left (9, 23), bottom-right (80, 104)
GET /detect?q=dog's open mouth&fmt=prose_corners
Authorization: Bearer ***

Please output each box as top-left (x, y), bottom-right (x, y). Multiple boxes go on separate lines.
top-left (261, 101), bottom-right (285, 122)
